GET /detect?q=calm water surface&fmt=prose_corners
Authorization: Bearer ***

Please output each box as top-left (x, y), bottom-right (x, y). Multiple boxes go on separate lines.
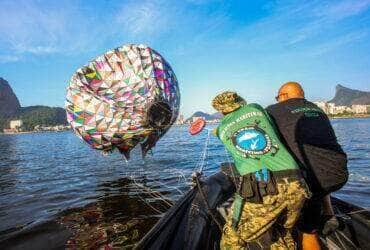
top-left (0, 118), bottom-right (369, 248)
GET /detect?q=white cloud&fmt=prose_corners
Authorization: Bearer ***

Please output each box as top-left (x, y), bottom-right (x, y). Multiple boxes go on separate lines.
top-left (288, 0), bottom-right (370, 44)
top-left (112, 0), bottom-right (230, 56)
top-left (0, 0), bottom-right (99, 59)
top-left (1, 0), bottom-right (368, 63)
top-left (115, 1), bottom-right (173, 36)
top-left (0, 55), bottom-right (20, 63)
top-left (224, 0), bottom-right (370, 56)
top-left (184, 0), bottom-right (221, 5)
top-left (0, 0), bottom-right (230, 61)
top-left (308, 30), bottom-right (368, 56)
top-left (313, 0), bottom-right (370, 20)
top-left (286, 0), bottom-right (370, 46)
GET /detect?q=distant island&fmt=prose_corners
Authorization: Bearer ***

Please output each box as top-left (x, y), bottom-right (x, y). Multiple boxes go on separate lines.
top-left (183, 111), bottom-right (222, 124)
top-left (0, 77), bottom-right (68, 133)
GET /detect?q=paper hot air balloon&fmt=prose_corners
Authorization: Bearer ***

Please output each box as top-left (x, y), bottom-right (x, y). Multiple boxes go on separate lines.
top-left (65, 44), bottom-right (180, 159)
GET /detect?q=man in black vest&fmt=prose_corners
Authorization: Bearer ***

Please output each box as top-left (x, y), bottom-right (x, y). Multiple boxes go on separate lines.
top-left (266, 82), bottom-right (348, 249)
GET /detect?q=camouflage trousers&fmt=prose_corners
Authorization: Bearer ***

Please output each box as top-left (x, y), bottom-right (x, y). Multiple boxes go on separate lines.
top-left (220, 178), bottom-right (310, 250)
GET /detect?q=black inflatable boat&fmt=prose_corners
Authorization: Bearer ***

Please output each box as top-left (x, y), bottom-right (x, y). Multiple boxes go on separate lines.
top-left (136, 172), bottom-right (370, 250)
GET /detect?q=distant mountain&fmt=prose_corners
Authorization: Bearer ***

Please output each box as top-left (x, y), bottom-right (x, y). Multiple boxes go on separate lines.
top-left (0, 77), bottom-right (21, 118)
top-left (329, 84), bottom-right (370, 106)
top-left (212, 112), bottom-right (223, 119)
top-left (0, 77), bottom-right (67, 131)
top-left (186, 111), bottom-right (223, 122)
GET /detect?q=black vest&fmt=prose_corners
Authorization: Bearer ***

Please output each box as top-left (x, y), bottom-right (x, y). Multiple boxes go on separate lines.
top-left (266, 99), bottom-right (348, 197)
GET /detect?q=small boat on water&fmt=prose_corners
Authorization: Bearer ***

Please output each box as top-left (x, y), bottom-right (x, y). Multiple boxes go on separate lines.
top-left (136, 171), bottom-right (370, 250)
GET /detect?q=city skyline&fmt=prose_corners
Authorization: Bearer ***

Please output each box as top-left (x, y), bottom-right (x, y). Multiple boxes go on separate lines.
top-left (1, 0), bottom-right (370, 117)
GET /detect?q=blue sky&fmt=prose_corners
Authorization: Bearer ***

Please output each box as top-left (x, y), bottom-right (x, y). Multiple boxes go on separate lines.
top-left (0, 0), bottom-right (370, 117)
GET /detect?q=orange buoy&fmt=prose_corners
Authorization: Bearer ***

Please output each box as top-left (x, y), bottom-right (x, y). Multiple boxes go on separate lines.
top-left (189, 118), bottom-right (206, 135)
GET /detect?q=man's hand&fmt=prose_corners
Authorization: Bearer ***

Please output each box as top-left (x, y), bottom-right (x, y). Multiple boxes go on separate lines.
top-left (212, 128), bottom-right (218, 136)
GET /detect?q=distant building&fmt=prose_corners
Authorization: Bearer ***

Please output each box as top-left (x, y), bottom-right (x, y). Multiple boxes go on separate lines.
top-left (313, 93), bottom-right (370, 116)
top-left (33, 124), bottom-right (70, 132)
top-left (325, 103), bottom-right (353, 115)
top-left (10, 120), bottom-right (23, 129)
top-left (176, 114), bottom-right (185, 125)
top-left (313, 101), bottom-right (328, 113)
top-left (336, 106), bottom-right (350, 114)
top-left (34, 125), bottom-right (41, 131)
top-left (351, 104), bottom-right (368, 114)
top-left (326, 103), bottom-right (335, 114)
top-left (3, 119), bottom-right (23, 133)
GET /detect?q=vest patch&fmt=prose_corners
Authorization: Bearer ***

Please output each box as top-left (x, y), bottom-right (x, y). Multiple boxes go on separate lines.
top-left (217, 104), bottom-right (299, 175)
top-left (232, 126), bottom-right (272, 156)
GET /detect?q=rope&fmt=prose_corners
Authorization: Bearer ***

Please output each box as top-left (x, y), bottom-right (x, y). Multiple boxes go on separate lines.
top-left (135, 191), bottom-right (165, 214)
top-left (194, 173), bottom-right (224, 232)
top-left (333, 231), bottom-right (346, 249)
top-left (152, 179), bottom-right (185, 196)
top-left (130, 176), bottom-right (173, 207)
top-left (188, 127), bottom-right (224, 232)
top-left (346, 209), bottom-right (369, 215)
top-left (127, 172), bottom-right (168, 214)
top-left (132, 180), bottom-right (174, 207)
top-left (196, 129), bottom-right (211, 174)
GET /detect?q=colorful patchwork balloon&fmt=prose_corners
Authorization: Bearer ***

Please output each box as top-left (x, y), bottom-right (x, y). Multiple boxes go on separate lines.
top-left (65, 44), bottom-right (180, 159)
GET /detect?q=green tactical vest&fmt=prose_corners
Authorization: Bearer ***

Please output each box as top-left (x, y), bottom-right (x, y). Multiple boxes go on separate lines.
top-left (216, 103), bottom-right (299, 176)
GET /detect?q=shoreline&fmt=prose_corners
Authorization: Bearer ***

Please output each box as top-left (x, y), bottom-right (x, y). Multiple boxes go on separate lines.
top-left (1, 116), bottom-right (369, 135)
top-left (329, 114), bottom-right (370, 119)
top-left (0, 130), bottom-right (71, 135)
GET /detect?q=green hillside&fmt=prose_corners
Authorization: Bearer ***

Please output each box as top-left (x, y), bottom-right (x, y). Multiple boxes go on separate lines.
top-left (0, 106), bottom-right (67, 131)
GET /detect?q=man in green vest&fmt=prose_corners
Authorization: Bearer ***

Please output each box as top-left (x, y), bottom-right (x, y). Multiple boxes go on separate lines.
top-left (212, 91), bottom-right (310, 249)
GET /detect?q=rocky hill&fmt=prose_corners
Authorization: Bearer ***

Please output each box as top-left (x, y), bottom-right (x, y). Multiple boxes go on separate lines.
top-left (329, 84), bottom-right (370, 106)
top-left (0, 77), bottom-right (67, 131)
top-left (0, 77), bottom-right (21, 117)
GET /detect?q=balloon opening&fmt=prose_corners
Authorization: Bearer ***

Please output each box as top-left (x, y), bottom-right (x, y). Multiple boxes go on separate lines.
top-left (147, 102), bottom-right (173, 129)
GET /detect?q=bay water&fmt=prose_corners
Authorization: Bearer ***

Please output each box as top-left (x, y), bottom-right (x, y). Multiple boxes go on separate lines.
top-left (0, 118), bottom-right (369, 247)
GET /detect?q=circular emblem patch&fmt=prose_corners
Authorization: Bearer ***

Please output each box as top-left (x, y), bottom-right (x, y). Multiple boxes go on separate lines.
top-left (232, 127), bottom-right (272, 155)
